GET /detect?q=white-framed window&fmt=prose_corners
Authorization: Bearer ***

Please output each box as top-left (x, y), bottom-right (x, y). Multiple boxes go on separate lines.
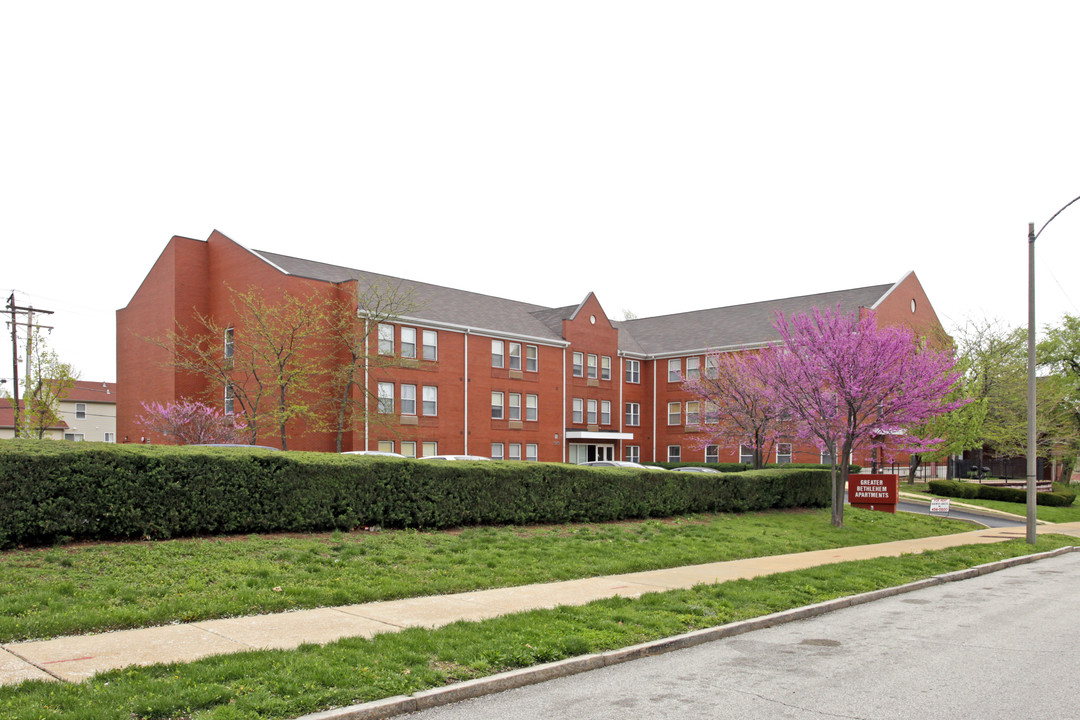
top-left (625, 359), bottom-right (640, 384)
top-left (422, 441), bottom-right (438, 457)
top-left (509, 342), bottom-right (522, 371)
top-left (423, 386), bottom-right (438, 416)
top-left (378, 382), bottom-right (394, 414)
top-left (685, 401), bottom-right (700, 425)
top-left (573, 352), bottom-right (584, 377)
top-left (821, 447), bottom-right (835, 465)
top-left (572, 398), bottom-right (584, 424)
top-left (401, 384), bottom-right (417, 415)
top-left (526, 394), bottom-right (538, 421)
top-left (668, 445), bottom-right (681, 462)
top-left (777, 443), bottom-right (793, 464)
top-left (601, 400), bottom-right (611, 425)
top-left (492, 391), bottom-right (504, 420)
top-left (685, 357), bottom-right (700, 380)
top-left (224, 327), bottom-right (234, 359)
top-left (378, 440), bottom-right (395, 453)
top-left (705, 355), bottom-right (719, 379)
top-left (491, 442), bottom-right (504, 460)
top-left (625, 402), bottom-right (640, 426)
top-left (75, 403), bottom-right (86, 419)
top-left (668, 401), bottom-right (681, 425)
top-left (509, 393), bottom-right (521, 421)
top-left (64, 433), bottom-right (85, 442)
top-left (587, 399), bottom-right (598, 424)
top-left (508, 443), bottom-right (521, 461)
top-left (526, 444), bottom-right (538, 462)
top-left (740, 445), bottom-right (754, 464)
top-left (526, 345), bottom-right (538, 372)
top-left (668, 358), bottom-right (681, 382)
top-left (601, 356), bottom-right (611, 381)
top-left (705, 445), bottom-right (719, 463)
top-left (401, 327), bottom-right (416, 359)
top-left (401, 441), bottom-right (417, 458)
top-left (587, 354), bottom-right (598, 379)
top-left (104, 432), bottom-right (116, 443)
top-left (423, 330), bottom-right (438, 361)
top-left (378, 323), bottom-right (394, 355)
top-left (626, 445), bottom-right (640, 463)
top-left (224, 384), bottom-right (235, 415)
top-left (492, 339), bottom-right (504, 368)
top-left (703, 401), bottom-right (720, 424)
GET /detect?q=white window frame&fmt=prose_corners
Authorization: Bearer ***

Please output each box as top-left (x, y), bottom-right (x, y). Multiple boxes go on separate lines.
top-left (625, 358), bottom-right (640, 384)
top-left (668, 358), bottom-right (681, 382)
top-left (75, 403), bottom-right (86, 419)
top-left (378, 440), bottom-right (396, 453)
top-left (526, 394), bottom-right (538, 421)
top-left (401, 441), bottom-right (417, 458)
top-left (668, 445), bottom-right (681, 462)
top-left (104, 432), bottom-right (116, 443)
top-left (224, 327), bottom-right (234, 359)
top-left (600, 400), bottom-right (611, 425)
top-left (526, 444), bottom-right (538, 462)
top-left (685, 357), bottom-right (700, 380)
top-left (668, 401), bottom-right (681, 425)
top-left (378, 323), bottom-right (394, 355)
top-left (401, 327), bottom-right (417, 359)
top-left (777, 443), bottom-right (793, 465)
top-left (378, 382), bottom-right (394, 414)
top-left (509, 342), bottom-right (522, 371)
top-left (572, 397), bottom-right (584, 424)
top-left (491, 442), bottom-right (504, 460)
top-left (601, 356), bottom-right (611, 380)
top-left (625, 402), bottom-right (640, 426)
top-left (587, 399), bottom-right (598, 425)
top-left (625, 445), bottom-right (640, 463)
top-left (422, 441), bottom-right (438, 457)
top-left (685, 401), bottom-right (700, 425)
top-left (492, 339), bottom-right (504, 368)
top-left (705, 355), bottom-right (719, 379)
top-left (526, 345), bottom-right (538, 372)
top-left (224, 384), bottom-right (235, 415)
top-left (64, 433), bottom-right (85, 442)
top-left (401, 384), bottom-right (417, 415)
top-left (587, 354), bottom-right (598, 379)
top-left (423, 386), bottom-right (438, 416)
top-left (423, 330), bottom-right (437, 361)
top-left (509, 393), bottom-right (521, 421)
top-left (509, 443), bottom-right (522, 461)
top-left (492, 391), bottom-right (504, 420)
top-left (740, 445), bottom-right (754, 464)
top-left (572, 352), bottom-right (584, 377)
top-left (705, 445), bottom-right (719, 463)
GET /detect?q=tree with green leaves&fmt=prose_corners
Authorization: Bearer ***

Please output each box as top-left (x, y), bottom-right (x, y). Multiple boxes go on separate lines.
top-left (15, 327), bottom-right (80, 439)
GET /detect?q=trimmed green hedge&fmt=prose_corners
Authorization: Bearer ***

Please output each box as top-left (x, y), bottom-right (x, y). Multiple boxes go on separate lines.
top-left (0, 440), bottom-right (832, 549)
top-left (656, 462), bottom-right (862, 473)
top-left (927, 479), bottom-right (1076, 507)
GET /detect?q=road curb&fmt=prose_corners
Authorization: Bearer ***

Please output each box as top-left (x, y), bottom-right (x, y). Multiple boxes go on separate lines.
top-left (294, 546), bottom-right (1077, 720)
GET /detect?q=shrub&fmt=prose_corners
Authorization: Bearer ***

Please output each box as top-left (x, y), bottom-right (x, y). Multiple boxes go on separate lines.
top-left (927, 478), bottom-right (1075, 507)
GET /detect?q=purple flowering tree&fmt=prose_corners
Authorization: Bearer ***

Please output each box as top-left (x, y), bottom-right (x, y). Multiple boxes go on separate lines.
top-left (136, 399), bottom-right (248, 445)
top-left (762, 305), bottom-right (963, 527)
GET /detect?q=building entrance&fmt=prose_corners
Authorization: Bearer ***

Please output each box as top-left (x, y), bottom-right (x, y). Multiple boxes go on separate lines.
top-left (569, 443), bottom-right (614, 464)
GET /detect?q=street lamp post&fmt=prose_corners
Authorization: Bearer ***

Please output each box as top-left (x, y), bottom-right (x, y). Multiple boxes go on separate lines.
top-left (1028, 195), bottom-right (1080, 544)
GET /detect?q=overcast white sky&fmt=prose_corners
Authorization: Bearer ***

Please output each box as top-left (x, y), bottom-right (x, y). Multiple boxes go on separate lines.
top-left (3, 2), bottom-right (1080, 385)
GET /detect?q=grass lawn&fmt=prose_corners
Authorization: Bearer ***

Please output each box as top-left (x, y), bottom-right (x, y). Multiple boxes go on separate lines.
top-left (898, 481), bottom-right (1080, 523)
top-left (1, 508), bottom-right (1075, 719)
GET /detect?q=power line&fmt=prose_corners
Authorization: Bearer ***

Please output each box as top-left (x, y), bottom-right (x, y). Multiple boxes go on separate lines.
top-left (6, 292), bottom-right (55, 436)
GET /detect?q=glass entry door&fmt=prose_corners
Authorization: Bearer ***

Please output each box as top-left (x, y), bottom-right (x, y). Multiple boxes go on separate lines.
top-left (570, 443), bottom-right (615, 463)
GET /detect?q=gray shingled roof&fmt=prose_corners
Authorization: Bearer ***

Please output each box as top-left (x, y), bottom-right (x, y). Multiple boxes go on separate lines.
top-left (252, 248), bottom-right (894, 356)
top-left (614, 284), bottom-right (894, 355)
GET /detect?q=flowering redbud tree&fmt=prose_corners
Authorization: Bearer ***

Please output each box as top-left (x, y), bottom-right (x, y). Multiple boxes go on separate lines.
top-left (680, 348), bottom-right (794, 469)
top-left (761, 305), bottom-right (963, 527)
top-left (136, 399), bottom-right (247, 445)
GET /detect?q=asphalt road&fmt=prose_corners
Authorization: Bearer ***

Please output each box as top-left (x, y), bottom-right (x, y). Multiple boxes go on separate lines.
top-left (404, 550), bottom-right (1080, 720)
top-left (895, 498), bottom-right (1024, 528)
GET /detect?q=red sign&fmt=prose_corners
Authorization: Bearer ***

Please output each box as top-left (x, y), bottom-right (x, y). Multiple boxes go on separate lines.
top-left (849, 474), bottom-right (899, 513)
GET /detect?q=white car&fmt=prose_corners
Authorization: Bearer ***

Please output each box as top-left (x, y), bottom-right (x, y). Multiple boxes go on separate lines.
top-left (342, 450), bottom-right (406, 458)
top-left (419, 455), bottom-right (492, 461)
top-left (578, 461), bottom-right (667, 470)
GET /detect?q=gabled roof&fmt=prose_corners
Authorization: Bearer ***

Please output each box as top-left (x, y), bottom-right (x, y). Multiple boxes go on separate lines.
top-left (65, 381), bottom-right (118, 404)
top-left (248, 246), bottom-right (904, 358)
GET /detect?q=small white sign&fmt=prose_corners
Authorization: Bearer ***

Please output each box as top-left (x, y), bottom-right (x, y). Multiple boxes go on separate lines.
top-left (930, 498), bottom-right (951, 514)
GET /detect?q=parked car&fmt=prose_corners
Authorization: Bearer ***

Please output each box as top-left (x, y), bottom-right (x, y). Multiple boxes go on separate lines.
top-left (342, 450), bottom-right (406, 457)
top-left (419, 454), bottom-right (492, 461)
top-left (579, 461), bottom-right (667, 470)
top-left (670, 466), bottom-right (721, 473)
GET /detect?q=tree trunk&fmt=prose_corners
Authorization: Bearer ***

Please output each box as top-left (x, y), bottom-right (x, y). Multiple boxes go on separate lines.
top-left (907, 453), bottom-right (922, 484)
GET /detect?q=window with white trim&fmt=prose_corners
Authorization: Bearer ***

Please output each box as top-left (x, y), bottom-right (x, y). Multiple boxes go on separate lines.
top-left (572, 352), bottom-right (584, 377)
top-left (75, 403), bottom-right (86, 419)
top-left (423, 330), bottom-right (437, 361)
top-left (104, 432), bottom-right (116, 443)
top-left (703, 401), bottom-right (720, 424)
top-left (378, 382), bottom-right (394, 414)
top-left (705, 355), bottom-right (718, 379)
top-left (64, 433), bottom-right (84, 442)
top-left (587, 399), bottom-right (597, 425)
top-left (491, 391), bottom-right (504, 419)
top-left (224, 384), bottom-right (235, 415)
top-left (492, 339), bottom-right (504, 368)
top-left (509, 393), bottom-right (521, 421)
top-left (491, 442), bottom-right (504, 460)
top-left (526, 345), bottom-right (538, 372)
top-left (572, 398), bottom-right (584, 424)
top-left (509, 343), bottom-right (522, 371)
top-left (777, 443), bottom-right (792, 464)
top-left (601, 356), bottom-right (611, 380)
top-left (423, 386), bottom-right (438, 416)
top-left (685, 401), bottom-right (700, 425)
top-left (401, 327), bottom-right (416, 359)
top-left (401, 384), bottom-right (416, 415)
top-left (625, 359), bottom-right (640, 383)
top-left (526, 394), bottom-right (538, 421)
top-left (626, 402), bottom-right (640, 426)
top-left (526, 443), bottom-right (538, 462)
top-left (668, 445), bottom-right (681, 462)
top-left (626, 445), bottom-right (640, 463)
top-left (224, 327), bottom-right (234, 359)
top-left (668, 358), bottom-right (681, 382)
top-left (587, 354), bottom-right (598, 379)
top-left (402, 441), bottom-right (417, 458)
top-left (740, 445), bottom-right (754, 464)
top-left (422, 441), bottom-right (437, 457)
top-left (601, 400), bottom-right (611, 425)
top-left (705, 445), bottom-right (719, 463)
top-left (378, 324), bottom-right (394, 355)
top-left (668, 401), bottom-right (681, 425)
top-left (509, 443), bottom-right (522, 461)
top-left (685, 357), bottom-right (700, 380)
top-left (378, 440), bottom-right (395, 453)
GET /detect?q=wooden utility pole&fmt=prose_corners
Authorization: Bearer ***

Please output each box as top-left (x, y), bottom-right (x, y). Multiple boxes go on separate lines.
top-left (5, 293), bottom-right (54, 437)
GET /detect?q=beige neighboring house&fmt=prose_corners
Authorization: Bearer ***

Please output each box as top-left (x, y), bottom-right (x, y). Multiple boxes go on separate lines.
top-left (0, 381), bottom-right (117, 442)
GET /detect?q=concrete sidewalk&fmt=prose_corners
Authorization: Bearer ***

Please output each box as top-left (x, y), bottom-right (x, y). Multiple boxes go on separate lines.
top-left (4, 521), bottom-right (1080, 688)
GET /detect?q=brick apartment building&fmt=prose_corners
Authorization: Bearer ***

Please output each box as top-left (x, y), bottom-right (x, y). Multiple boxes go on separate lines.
top-left (117, 231), bottom-right (944, 465)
